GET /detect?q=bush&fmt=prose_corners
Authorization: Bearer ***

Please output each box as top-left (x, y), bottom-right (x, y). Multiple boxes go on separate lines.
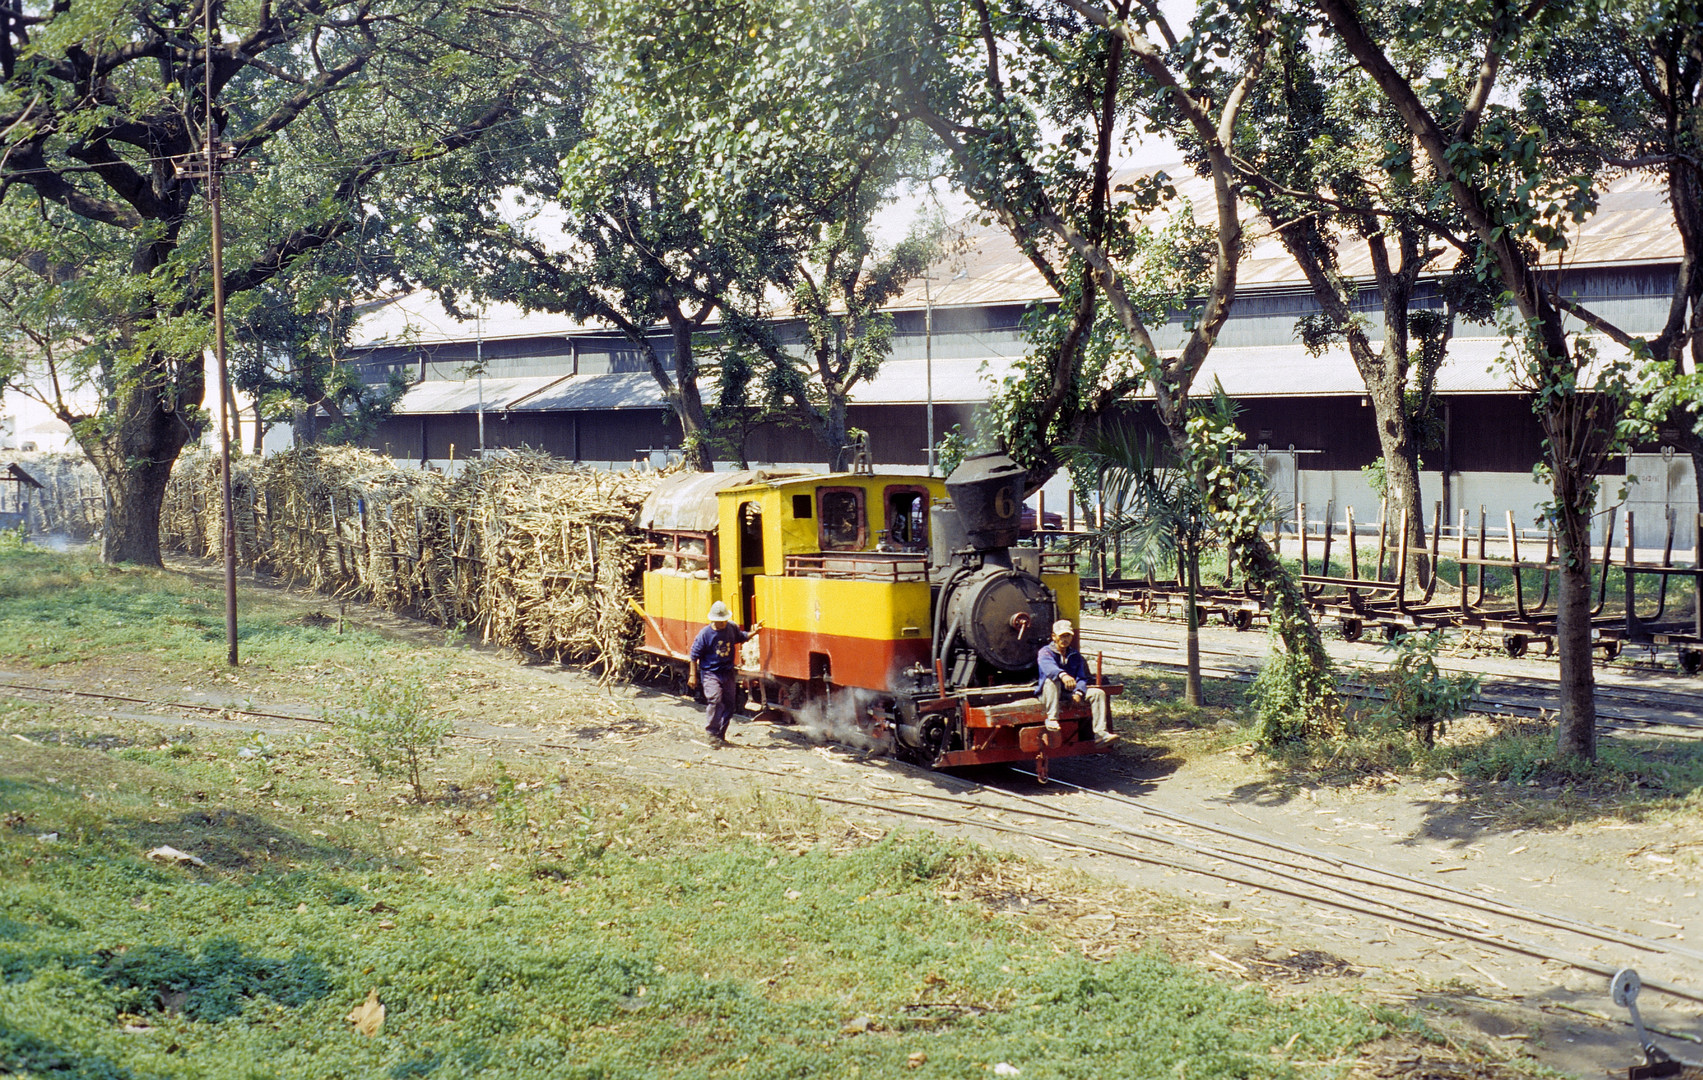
top-left (332, 671), bottom-right (450, 801)
top-left (1370, 632), bottom-right (1480, 747)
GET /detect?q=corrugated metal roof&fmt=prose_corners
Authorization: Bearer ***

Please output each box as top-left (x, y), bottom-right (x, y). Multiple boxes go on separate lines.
top-left (881, 169), bottom-right (1681, 311)
top-left (355, 174), bottom-right (1678, 350)
top-left (391, 376), bottom-right (564, 415)
top-left (507, 372), bottom-right (670, 412)
top-left (354, 295), bottom-right (609, 350)
top-left (392, 372), bottom-right (686, 415)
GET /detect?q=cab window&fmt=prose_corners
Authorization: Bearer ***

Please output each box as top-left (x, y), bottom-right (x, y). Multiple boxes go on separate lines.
top-left (882, 487), bottom-right (929, 551)
top-left (817, 487), bottom-right (866, 550)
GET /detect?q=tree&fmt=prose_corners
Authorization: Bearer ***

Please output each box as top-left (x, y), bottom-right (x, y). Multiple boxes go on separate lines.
top-left (230, 248), bottom-right (405, 451)
top-left (874, 0), bottom-right (1340, 729)
top-left (1234, 21), bottom-right (1502, 582)
top-left (0, 0), bottom-right (575, 564)
top-left (410, 0), bottom-right (929, 472)
top-left (728, 195), bottom-right (935, 471)
top-left (1313, 0), bottom-right (1653, 760)
top-left (1521, 0), bottom-right (1703, 511)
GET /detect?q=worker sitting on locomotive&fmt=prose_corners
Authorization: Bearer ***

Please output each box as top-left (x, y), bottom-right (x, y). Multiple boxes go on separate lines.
top-left (688, 601), bottom-right (763, 745)
top-left (1037, 619), bottom-right (1112, 741)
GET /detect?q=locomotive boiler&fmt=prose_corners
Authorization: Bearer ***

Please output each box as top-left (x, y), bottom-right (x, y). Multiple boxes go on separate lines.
top-left (635, 452), bottom-right (1117, 777)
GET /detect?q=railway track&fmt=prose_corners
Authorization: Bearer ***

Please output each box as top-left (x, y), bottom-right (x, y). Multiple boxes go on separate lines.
top-left (1080, 615), bottom-right (1703, 740)
top-left (6, 670), bottom-right (1700, 1045)
top-left (699, 754), bottom-right (1703, 1024)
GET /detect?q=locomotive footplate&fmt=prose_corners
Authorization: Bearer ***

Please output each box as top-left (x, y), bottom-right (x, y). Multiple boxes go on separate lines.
top-left (923, 684), bottom-right (1122, 776)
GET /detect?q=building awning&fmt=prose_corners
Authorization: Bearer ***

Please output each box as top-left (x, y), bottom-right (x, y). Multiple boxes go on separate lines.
top-left (848, 356), bottom-right (1017, 404)
top-left (505, 372), bottom-right (670, 412)
top-left (4, 463), bottom-right (43, 489)
top-left (388, 334), bottom-right (1627, 416)
top-left (1142, 336), bottom-right (1629, 399)
top-left (389, 376), bottom-right (562, 416)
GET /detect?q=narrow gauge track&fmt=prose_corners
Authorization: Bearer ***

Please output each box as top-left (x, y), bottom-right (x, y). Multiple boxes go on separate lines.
top-left (1081, 617), bottom-right (1703, 740)
top-left (702, 755), bottom-right (1703, 1016)
top-left (6, 674), bottom-right (1701, 1018)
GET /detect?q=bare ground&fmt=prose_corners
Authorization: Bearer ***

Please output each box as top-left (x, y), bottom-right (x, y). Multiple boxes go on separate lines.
top-left (3, 555), bottom-right (1701, 1080)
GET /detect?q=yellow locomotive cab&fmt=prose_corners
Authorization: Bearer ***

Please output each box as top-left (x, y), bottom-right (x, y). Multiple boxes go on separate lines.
top-left (638, 469), bottom-right (948, 695)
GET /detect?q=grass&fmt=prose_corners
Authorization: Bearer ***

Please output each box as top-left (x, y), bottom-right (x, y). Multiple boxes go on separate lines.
top-left (1238, 684), bottom-right (1703, 830)
top-left (0, 540), bottom-right (1432, 1078)
top-left (0, 718), bottom-right (1394, 1080)
top-left (0, 538), bottom-right (409, 680)
top-left (1103, 647), bottom-right (1703, 832)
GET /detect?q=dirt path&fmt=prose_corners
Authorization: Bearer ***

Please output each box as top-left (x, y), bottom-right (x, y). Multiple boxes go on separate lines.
top-left (7, 557), bottom-right (1699, 1079)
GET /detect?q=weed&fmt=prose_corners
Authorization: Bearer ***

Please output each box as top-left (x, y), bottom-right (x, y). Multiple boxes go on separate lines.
top-left (330, 671), bottom-right (449, 802)
top-left (1370, 632), bottom-right (1481, 747)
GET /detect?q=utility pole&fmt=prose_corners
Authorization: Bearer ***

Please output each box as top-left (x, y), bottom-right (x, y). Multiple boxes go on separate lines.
top-left (475, 309), bottom-right (486, 455)
top-left (924, 273), bottom-right (933, 477)
top-left (177, 5), bottom-right (240, 666)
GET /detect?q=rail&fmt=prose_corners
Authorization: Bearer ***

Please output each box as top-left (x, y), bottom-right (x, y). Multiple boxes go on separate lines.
top-left (784, 552), bottom-right (929, 581)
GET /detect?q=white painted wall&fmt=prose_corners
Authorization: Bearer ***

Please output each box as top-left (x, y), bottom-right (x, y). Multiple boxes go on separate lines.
top-left (1291, 466), bottom-right (1695, 557)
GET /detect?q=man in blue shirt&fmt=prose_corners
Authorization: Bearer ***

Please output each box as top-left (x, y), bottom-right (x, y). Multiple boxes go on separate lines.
top-left (1036, 619), bottom-right (1111, 740)
top-left (688, 601), bottom-right (763, 744)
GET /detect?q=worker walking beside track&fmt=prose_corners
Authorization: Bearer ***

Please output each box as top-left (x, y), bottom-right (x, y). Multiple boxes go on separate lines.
top-left (1037, 619), bottom-right (1112, 741)
top-left (688, 601), bottom-right (763, 744)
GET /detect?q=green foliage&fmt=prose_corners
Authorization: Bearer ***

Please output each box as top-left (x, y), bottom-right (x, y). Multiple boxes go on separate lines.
top-left (333, 672), bottom-right (449, 802)
top-left (933, 423), bottom-right (977, 479)
top-left (1248, 599), bottom-right (1342, 745)
top-left (1369, 632), bottom-right (1482, 747)
top-left (0, 0), bottom-right (574, 558)
top-left (90, 939), bottom-right (331, 1023)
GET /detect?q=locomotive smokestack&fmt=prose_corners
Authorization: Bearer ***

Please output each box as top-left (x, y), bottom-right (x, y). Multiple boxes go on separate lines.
top-left (943, 451), bottom-right (1026, 551)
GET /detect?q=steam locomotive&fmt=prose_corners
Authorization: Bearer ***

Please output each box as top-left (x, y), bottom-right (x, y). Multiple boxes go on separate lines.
top-left (635, 451), bottom-right (1118, 778)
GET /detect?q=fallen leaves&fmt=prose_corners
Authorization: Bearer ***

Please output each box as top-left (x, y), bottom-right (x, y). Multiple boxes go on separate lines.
top-left (346, 989), bottom-right (385, 1037)
top-left (145, 845), bottom-right (205, 867)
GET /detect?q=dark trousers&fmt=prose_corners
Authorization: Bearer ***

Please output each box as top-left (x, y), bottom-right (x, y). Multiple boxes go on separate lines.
top-left (703, 672), bottom-right (737, 738)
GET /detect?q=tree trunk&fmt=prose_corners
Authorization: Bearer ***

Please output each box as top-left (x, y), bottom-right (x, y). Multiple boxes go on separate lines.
top-left (251, 400), bottom-right (266, 454)
top-left (76, 377), bottom-right (196, 566)
top-left (1370, 384), bottom-right (1430, 585)
top-left (1553, 552), bottom-right (1597, 760)
top-left (825, 395), bottom-right (850, 473)
top-left (661, 313), bottom-right (712, 471)
top-left (1183, 538), bottom-right (1203, 707)
top-left (1548, 430), bottom-right (1601, 761)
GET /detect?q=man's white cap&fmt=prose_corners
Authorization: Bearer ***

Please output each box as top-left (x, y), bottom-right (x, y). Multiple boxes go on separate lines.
top-left (1052, 619), bottom-right (1075, 637)
top-left (707, 601), bottom-right (732, 621)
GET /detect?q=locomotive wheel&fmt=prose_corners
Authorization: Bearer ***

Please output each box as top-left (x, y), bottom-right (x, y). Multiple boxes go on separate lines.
top-left (1502, 634), bottom-right (1528, 658)
top-left (1679, 648), bottom-right (1703, 676)
top-left (1598, 640), bottom-right (1623, 661)
top-left (1383, 624), bottom-right (1406, 642)
top-left (1232, 608), bottom-right (1254, 632)
top-left (913, 715), bottom-right (950, 763)
top-left (1099, 597), bottom-right (1121, 615)
top-left (1340, 619), bottom-right (1363, 642)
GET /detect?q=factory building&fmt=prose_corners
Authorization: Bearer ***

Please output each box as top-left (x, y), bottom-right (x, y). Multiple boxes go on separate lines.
top-left (349, 170), bottom-right (1694, 549)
